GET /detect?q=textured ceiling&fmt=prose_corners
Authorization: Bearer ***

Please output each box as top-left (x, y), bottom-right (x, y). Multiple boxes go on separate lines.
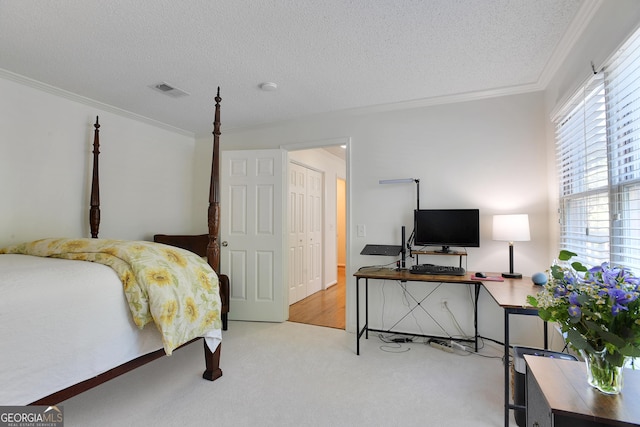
top-left (0, 0), bottom-right (587, 136)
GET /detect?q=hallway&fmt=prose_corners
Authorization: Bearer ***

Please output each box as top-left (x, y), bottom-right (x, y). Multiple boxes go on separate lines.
top-left (289, 267), bottom-right (345, 329)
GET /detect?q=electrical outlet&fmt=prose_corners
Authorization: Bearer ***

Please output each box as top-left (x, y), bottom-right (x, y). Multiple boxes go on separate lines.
top-left (440, 298), bottom-right (448, 311)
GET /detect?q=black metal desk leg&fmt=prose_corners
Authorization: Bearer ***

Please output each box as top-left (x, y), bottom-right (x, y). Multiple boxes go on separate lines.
top-left (504, 310), bottom-right (510, 427)
top-left (356, 278), bottom-right (360, 355)
top-left (474, 283), bottom-right (480, 352)
top-left (365, 278), bottom-right (369, 339)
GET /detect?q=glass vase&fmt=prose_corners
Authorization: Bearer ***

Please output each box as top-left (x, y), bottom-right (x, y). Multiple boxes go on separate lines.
top-left (580, 349), bottom-right (625, 394)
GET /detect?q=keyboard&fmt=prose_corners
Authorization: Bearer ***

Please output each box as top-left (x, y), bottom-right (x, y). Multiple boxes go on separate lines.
top-left (409, 264), bottom-right (466, 276)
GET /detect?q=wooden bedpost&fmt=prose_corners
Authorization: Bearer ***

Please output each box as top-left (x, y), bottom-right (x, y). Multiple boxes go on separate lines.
top-left (206, 87), bottom-right (229, 331)
top-left (203, 87), bottom-right (227, 377)
top-left (207, 88), bottom-right (221, 272)
top-left (90, 116), bottom-right (101, 238)
top-left (202, 342), bottom-right (223, 381)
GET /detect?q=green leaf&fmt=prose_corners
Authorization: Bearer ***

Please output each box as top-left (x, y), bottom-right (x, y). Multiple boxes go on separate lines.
top-left (620, 344), bottom-right (640, 357)
top-left (558, 250), bottom-right (577, 261)
top-left (527, 295), bottom-right (538, 307)
top-left (551, 265), bottom-right (565, 280)
top-left (603, 347), bottom-right (626, 367)
top-left (566, 329), bottom-right (590, 350)
top-left (571, 261), bottom-right (588, 272)
top-left (584, 320), bottom-right (626, 348)
top-left (537, 308), bottom-right (552, 322)
top-left (577, 294), bottom-right (592, 305)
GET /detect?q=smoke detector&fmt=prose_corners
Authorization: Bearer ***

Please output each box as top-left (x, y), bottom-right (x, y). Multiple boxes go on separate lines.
top-left (150, 82), bottom-right (190, 98)
top-left (259, 82), bottom-right (278, 91)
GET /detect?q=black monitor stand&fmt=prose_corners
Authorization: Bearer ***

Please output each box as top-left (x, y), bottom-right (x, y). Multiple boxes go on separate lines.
top-left (398, 226), bottom-right (406, 270)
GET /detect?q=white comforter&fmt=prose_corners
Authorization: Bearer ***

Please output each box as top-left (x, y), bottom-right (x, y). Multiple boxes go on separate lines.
top-left (0, 255), bottom-right (165, 405)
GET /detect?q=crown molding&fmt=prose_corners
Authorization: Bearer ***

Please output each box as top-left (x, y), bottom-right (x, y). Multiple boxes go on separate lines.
top-left (0, 68), bottom-right (194, 138)
top-left (343, 82), bottom-right (544, 117)
top-left (537, 0), bottom-right (603, 89)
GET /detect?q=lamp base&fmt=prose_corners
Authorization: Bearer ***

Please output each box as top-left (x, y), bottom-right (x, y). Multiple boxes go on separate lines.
top-left (502, 272), bottom-right (523, 279)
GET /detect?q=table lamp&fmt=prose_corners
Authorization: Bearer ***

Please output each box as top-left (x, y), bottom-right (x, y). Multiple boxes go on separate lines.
top-left (493, 214), bottom-right (530, 279)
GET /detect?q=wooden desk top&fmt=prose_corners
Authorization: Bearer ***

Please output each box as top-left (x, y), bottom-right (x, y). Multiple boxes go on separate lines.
top-left (354, 266), bottom-right (477, 284)
top-left (480, 276), bottom-right (542, 309)
top-left (525, 355), bottom-right (640, 425)
top-left (354, 267), bottom-right (544, 309)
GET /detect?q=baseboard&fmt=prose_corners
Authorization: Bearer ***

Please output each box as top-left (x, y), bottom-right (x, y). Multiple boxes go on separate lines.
top-left (324, 280), bottom-right (338, 289)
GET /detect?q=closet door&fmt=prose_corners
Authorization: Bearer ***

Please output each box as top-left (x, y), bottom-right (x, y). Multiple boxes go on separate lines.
top-left (288, 163), bottom-right (307, 304)
top-left (306, 167), bottom-right (323, 296)
top-left (288, 162), bottom-right (323, 304)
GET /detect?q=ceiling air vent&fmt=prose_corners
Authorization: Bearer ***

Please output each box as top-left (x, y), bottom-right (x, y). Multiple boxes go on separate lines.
top-left (150, 81), bottom-right (190, 98)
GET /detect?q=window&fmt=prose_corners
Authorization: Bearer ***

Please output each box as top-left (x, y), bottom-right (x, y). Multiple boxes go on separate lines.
top-left (555, 28), bottom-right (640, 271)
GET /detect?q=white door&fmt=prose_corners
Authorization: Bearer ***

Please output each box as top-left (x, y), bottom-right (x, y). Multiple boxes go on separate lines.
top-left (306, 167), bottom-right (323, 296)
top-left (288, 163), bottom-right (307, 304)
top-left (288, 163), bottom-right (323, 304)
top-left (220, 149), bottom-right (288, 322)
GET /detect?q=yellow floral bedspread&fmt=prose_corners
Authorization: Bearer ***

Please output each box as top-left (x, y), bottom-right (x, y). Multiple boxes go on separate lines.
top-left (0, 238), bottom-right (222, 355)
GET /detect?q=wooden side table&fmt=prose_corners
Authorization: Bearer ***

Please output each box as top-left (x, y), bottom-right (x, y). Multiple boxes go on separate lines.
top-left (525, 355), bottom-right (640, 426)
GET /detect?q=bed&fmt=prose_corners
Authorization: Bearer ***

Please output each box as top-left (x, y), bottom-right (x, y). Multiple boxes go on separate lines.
top-left (0, 89), bottom-right (229, 406)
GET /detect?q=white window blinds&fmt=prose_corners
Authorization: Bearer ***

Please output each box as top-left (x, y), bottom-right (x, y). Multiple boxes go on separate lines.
top-left (555, 27), bottom-right (640, 271)
top-left (606, 30), bottom-right (640, 268)
top-left (555, 74), bottom-right (608, 267)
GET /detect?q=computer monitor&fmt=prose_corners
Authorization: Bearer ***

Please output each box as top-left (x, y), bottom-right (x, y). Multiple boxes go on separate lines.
top-left (413, 209), bottom-right (480, 253)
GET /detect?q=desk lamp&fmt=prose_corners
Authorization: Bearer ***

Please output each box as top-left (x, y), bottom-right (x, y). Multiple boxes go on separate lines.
top-left (378, 178), bottom-right (420, 209)
top-left (378, 178), bottom-right (420, 269)
top-left (492, 214), bottom-right (530, 279)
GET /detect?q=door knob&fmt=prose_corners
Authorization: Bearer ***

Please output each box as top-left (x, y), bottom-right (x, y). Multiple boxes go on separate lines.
top-left (222, 241), bottom-right (228, 247)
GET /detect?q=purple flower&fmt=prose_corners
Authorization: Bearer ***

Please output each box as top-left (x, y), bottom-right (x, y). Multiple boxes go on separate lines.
top-left (627, 275), bottom-right (640, 287)
top-left (568, 305), bottom-right (582, 317)
top-left (589, 265), bottom-right (604, 275)
top-left (624, 292), bottom-right (639, 303)
top-left (554, 286), bottom-right (568, 298)
top-left (568, 292), bottom-right (580, 306)
top-left (608, 288), bottom-right (628, 303)
top-left (612, 303), bottom-right (628, 316)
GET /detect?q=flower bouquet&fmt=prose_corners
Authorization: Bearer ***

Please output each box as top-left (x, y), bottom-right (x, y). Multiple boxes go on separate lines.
top-left (527, 250), bottom-right (640, 394)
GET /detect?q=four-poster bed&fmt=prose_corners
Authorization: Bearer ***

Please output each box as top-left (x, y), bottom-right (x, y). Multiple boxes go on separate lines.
top-left (0, 89), bottom-right (228, 405)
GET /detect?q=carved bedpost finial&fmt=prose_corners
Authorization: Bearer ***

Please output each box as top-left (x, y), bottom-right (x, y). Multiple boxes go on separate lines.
top-left (90, 116), bottom-right (101, 238)
top-left (207, 89), bottom-right (222, 272)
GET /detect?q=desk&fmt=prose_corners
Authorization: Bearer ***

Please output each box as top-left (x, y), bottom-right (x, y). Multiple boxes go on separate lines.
top-left (525, 355), bottom-right (640, 426)
top-left (355, 268), bottom-right (547, 427)
top-left (354, 267), bottom-right (481, 355)
top-left (482, 278), bottom-right (548, 427)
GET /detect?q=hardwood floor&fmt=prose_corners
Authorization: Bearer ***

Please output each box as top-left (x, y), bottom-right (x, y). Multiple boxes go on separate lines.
top-left (289, 267), bottom-right (345, 329)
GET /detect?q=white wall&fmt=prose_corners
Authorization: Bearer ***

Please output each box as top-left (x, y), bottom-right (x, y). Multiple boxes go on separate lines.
top-left (212, 91), bottom-right (549, 346)
top-left (0, 75), bottom-right (197, 247)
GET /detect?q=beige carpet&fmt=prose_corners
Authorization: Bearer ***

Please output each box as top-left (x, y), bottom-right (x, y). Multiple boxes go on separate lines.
top-left (60, 321), bottom-right (516, 426)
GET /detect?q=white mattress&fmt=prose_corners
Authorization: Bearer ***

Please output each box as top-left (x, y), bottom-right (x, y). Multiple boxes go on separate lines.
top-left (0, 254), bottom-right (167, 405)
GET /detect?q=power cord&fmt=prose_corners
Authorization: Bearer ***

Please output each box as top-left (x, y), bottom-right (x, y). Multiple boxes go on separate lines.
top-left (377, 333), bottom-right (413, 353)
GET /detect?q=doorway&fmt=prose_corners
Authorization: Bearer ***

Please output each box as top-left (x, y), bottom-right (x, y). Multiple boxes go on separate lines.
top-left (286, 144), bottom-right (347, 329)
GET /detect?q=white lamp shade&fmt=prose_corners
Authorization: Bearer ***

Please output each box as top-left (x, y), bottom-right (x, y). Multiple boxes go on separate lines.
top-left (493, 214), bottom-right (530, 242)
